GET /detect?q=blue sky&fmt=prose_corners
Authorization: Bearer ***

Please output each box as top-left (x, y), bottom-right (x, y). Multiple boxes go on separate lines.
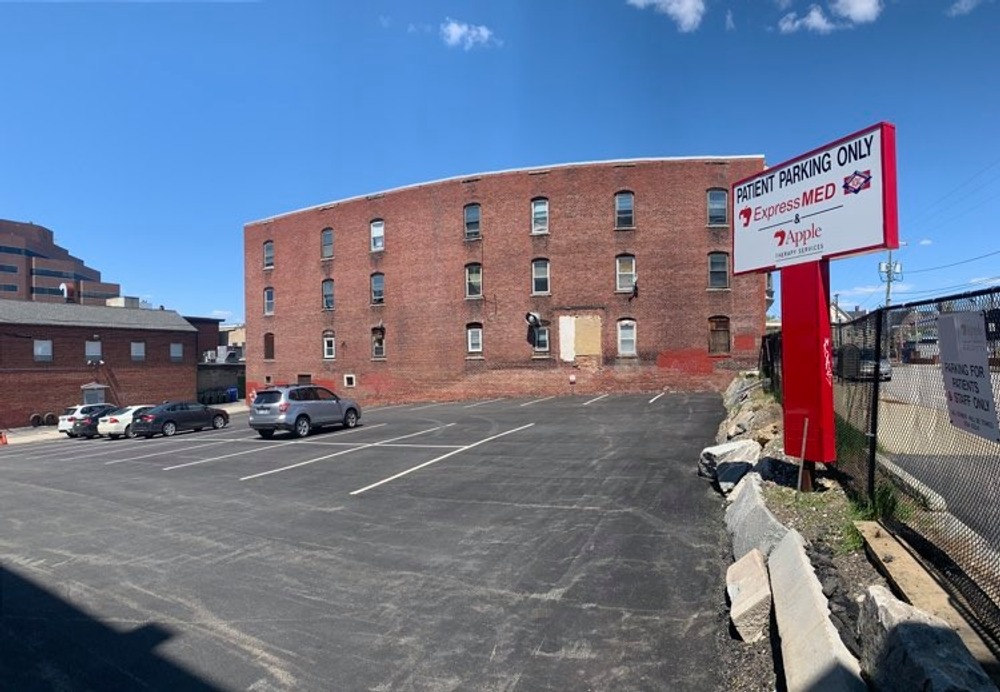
top-left (1, 0), bottom-right (997, 323)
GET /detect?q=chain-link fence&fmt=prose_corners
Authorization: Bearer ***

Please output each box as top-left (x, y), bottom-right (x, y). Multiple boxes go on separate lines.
top-left (831, 286), bottom-right (1000, 653)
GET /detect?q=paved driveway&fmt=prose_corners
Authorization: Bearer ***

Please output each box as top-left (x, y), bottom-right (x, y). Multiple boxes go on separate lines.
top-left (1, 393), bottom-right (730, 691)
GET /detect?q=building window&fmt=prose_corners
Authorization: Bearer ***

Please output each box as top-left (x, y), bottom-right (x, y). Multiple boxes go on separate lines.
top-left (263, 240), bottom-right (274, 269)
top-left (466, 323), bottom-right (483, 354)
top-left (532, 258), bottom-right (550, 295)
top-left (709, 316), bottom-right (731, 354)
top-left (263, 287), bottom-right (275, 315)
top-left (617, 319), bottom-right (637, 357)
top-left (464, 204), bottom-right (481, 240)
top-left (170, 342), bottom-right (184, 362)
top-left (323, 330), bottom-right (336, 359)
top-left (263, 333), bottom-right (275, 360)
top-left (85, 340), bottom-right (102, 361)
top-left (465, 263), bottom-right (482, 298)
top-left (370, 219), bottom-right (384, 252)
top-left (708, 189), bottom-right (728, 225)
top-left (131, 341), bottom-right (145, 362)
top-left (534, 327), bottom-right (550, 354)
top-left (322, 279), bottom-right (335, 310)
top-left (709, 252), bottom-right (730, 289)
top-left (321, 228), bottom-right (334, 259)
top-left (616, 254), bottom-right (637, 292)
top-left (532, 198), bottom-right (549, 234)
top-left (615, 191), bottom-right (634, 229)
top-left (33, 339), bottom-right (53, 362)
top-left (371, 273), bottom-right (385, 304)
top-left (372, 328), bottom-right (386, 359)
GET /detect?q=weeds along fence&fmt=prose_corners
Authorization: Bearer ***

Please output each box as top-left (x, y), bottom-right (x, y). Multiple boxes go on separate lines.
top-left (770, 285), bottom-right (1000, 653)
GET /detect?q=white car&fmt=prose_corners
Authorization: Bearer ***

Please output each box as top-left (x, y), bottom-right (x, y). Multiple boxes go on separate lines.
top-left (58, 404), bottom-right (117, 438)
top-left (97, 405), bottom-right (155, 440)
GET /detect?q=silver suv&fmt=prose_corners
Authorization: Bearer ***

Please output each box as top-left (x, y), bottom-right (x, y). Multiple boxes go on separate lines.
top-left (248, 385), bottom-right (361, 439)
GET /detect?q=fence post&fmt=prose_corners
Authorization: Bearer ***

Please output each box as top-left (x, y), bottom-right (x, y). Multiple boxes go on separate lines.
top-left (867, 308), bottom-right (885, 503)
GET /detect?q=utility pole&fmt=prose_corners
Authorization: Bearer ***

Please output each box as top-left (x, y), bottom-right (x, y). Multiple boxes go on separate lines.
top-left (880, 249), bottom-right (903, 308)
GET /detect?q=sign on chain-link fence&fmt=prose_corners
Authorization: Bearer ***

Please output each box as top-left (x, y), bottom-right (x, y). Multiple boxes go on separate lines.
top-left (767, 285), bottom-right (1000, 652)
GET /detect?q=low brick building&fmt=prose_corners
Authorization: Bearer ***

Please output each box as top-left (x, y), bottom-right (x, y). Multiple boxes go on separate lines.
top-left (243, 157), bottom-right (768, 403)
top-left (0, 299), bottom-right (200, 429)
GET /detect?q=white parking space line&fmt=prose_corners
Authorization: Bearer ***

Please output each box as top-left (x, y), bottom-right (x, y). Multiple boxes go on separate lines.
top-left (350, 423), bottom-right (535, 496)
top-left (649, 392), bottom-right (665, 404)
top-left (104, 440), bottom-right (230, 465)
top-left (408, 402), bottom-right (446, 411)
top-left (520, 396), bottom-right (555, 407)
top-left (463, 398), bottom-right (504, 408)
top-left (240, 424), bottom-right (455, 481)
top-left (582, 394), bottom-right (609, 406)
top-left (163, 439), bottom-right (303, 470)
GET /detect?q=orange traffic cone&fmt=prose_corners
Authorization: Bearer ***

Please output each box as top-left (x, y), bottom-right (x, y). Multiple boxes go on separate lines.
top-left (0, 430), bottom-right (7, 445)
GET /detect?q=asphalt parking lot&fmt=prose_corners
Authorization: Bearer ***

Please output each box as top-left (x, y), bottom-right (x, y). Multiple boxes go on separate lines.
top-left (1, 393), bottom-right (733, 691)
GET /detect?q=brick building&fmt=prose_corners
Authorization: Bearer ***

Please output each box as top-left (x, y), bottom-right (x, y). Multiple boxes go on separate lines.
top-left (0, 299), bottom-right (200, 429)
top-left (243, 157), bottom-right (769, 403)
top-left (0, 220), bottom-right (121, 304)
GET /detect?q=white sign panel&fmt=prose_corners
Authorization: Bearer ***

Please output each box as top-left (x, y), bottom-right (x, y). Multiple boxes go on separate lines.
top-left (732, 123), bottom-right (897, 274)
top-left (938, 312), bottom-right (1000, 443)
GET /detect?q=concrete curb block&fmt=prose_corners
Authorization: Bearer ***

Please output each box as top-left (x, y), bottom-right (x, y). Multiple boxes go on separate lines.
top-left (727, 548), bottom-right (771, 643)
top-left (724, 473), bottom-right (789, 561)
top-left (875, 452), bottom-right (948, 512)
top-left (768, 530), bottom-right (867, 692)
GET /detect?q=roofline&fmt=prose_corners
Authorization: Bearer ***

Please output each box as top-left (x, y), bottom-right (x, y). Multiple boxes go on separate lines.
top-left (245, 155), bottom-right (765, 227)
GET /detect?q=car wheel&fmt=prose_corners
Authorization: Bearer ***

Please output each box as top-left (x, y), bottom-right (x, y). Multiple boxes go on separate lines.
top-left (343, 409), bottom-right (358, 429)
top-left (293, 416), bottom-right (311, 438)
top-left (258, 429), bottom-right (274, 439)
top-left (212, 415), bottom-right (226, 430)
top-left (125, 425), bottom-right (135, 439)
top-left (162, 421), bottom-right (177, 437)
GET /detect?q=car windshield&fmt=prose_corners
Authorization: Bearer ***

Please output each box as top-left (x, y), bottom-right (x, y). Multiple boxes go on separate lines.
top-left (63, 407), bottom-right (76, 415)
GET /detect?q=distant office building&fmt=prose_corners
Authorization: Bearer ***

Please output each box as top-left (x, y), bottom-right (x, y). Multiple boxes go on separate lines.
top-left (0, 219), bottom-right (121, 304)
top-left (244, 157), bottom-right (769, 402)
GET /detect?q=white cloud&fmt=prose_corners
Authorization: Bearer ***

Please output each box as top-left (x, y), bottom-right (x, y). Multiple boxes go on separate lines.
top-left (211, 309), bottom-right (232, 320)
top-left (919, 239), bottom-right (933, 246)
top-left (778, 5), bottom-right (836, 33)
top-left (947, 0), bottom-right (987, 16)
top-left (726, 9), bottom-right (736, 30)
top-left (626, 0), bottom-right (706, 32)
top-left (440, 18), bottom-right (501, 49)
top-left (830, 0), bottom-right (882, 23)
top-left (970, 276), bottom-right (1000, 286)
top-left (379, 15), bottom-right (391, 28)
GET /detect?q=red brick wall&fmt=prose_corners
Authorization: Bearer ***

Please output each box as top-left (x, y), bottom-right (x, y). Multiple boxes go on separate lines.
top-left (244, 158), bottom-right (767, 404)
top-left (184, 317), bottom-right (222, 361)
top-left (0, 325), bottom-right (198, 429)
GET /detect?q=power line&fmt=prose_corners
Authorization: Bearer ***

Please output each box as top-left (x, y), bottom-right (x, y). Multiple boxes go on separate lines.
top-left (905, 248), bottom-right (1000, 274)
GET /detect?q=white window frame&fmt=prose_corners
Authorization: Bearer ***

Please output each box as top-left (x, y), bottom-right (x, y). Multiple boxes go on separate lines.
top-left (170, 342), bottom-right (184, 362)
top-left (465, 263), bottom-right (483, 298)
top-left (322, 279), bottom-right (335, 310)
top-left (709, 252), bottom-right (730, 289)
top-left (323, 332), bottom-right (336, 360)
top-left (464, 204), bottom-right (481, 240)
top-left (615, 191), bottom-right (634, 229)
top-left (131, 341), bottom-right (145, 362)
top-left (85, 340), bottom-right (102, 361)
top-left (466, 325), bottom-right (483, 354)
top-left (532, 259), bottom-right (550, 295)
top-left (371, 273), bottom-right (385, 304)
top-left (263, 287), bottom-right (275, 315)
top-left (33, 339), bottom-right (53, 362)
top-left (532, 198), bottom-right (549, 234)
top-left (263, 240), bottom-right (274, 268)
top-left (707, 189), bottom-right (728, 226)
top-left (534, 326), bottom-right (550, 353)
top-left (617, 320), bottom-right (637, 357)
top-left (370, 220), bottom-right (385, 252)
top-left (616, 255), bottom-right (636, 292)
top-left (321, 228), bottom-right (334, 259)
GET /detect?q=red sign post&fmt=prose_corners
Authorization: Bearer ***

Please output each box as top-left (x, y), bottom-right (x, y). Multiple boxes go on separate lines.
top-left (733, 123), bottom-right (898, 488)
